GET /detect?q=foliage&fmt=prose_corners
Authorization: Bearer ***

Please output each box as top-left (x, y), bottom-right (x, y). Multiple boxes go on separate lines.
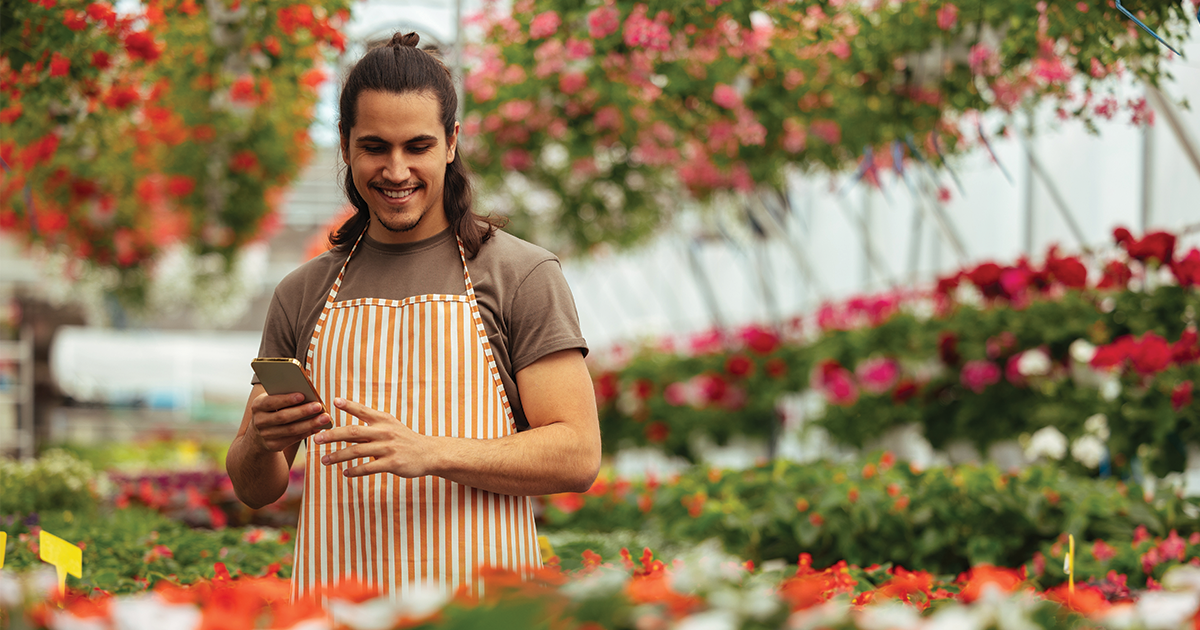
top-left (0, 449), bottom-right (104, 517)
top-left (0, 506), bottom-right (292, 594)
top-left (540, 454), bottom-right (1200, 579)
top-left (464, 0), bottom-right (1190, 252)
top-left (590, 228), bottom-right (1200, 474)
top-left (0, 0), bottom-right (348, 315)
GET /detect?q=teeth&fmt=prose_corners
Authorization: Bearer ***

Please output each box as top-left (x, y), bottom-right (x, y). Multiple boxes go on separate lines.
top-left (381, 188), bottom-right (415, 199)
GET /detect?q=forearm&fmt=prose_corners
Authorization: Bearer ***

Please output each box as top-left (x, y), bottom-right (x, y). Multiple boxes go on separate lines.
top-left (226, 433), bottom-right (292, 509)
top-left (425, 422), bottom-right (600, 496)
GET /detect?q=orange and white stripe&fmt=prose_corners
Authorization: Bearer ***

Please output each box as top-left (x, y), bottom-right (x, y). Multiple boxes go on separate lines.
top-left (293, 234), bottom-right (540, 600)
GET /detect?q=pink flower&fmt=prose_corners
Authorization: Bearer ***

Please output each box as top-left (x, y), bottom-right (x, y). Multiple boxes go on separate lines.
top-left (595, 106), bottom-right (621, 131)
top-left (622, 5), bottom-right (671, 51)
top-left (813, 360), bottom-right (859, 406)
top-left (960, 360), bottom-right (1001, 393)
top-left (856, 357), bottom-right (900, 395)
top-left (566, 37), bottom-right (594, 60)
top-left (529, 10), bottom-right (561, 39)
top-left (664, 382), bottom-right (689, 406)
top-left (713, 84), bottom-right (742, 109)
top-left (1033, 56), bottom-right (1072, 84)
top-left (810, 120), bottom-right (841, 145)
top-left (587, 4), bottom-right (621, 39)
top-left (1092, 539), bottom-right (1116, 561)
top-left (501, 148), bottom-right (533, 171)
top-left (1089, 58), bottom-right (1108, 78)
top-left (534, 40), bottom-right (565, 78)
top-left (499, 100), bottom-right (534, 120)
top-left (1161, 530), bottom-right (1186, 561)
top-left (559, 71), bottom-right (587, 95)
top-left (968, 43), bottom-right (999, 76)
top-left (783, 119), bottom-right (806, 153)
top-left (738, 324), bottom-right (779, 354)
top-left (936, 3), bottom-right (958, 30)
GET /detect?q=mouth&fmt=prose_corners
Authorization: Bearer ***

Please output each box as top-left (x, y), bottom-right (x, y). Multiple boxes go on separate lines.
top-left (373, 184), bottom-right (420, 202)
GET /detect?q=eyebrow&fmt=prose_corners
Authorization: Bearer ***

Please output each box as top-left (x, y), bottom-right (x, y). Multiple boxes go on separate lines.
top-left (355, 134), bottom-right (439, 146)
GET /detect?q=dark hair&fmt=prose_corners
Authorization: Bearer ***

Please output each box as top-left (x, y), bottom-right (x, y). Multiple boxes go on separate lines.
top-left (330, 31), bottom-right (502, 258)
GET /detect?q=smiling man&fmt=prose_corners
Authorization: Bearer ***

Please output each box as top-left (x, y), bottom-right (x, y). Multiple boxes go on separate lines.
top-left (225, 32), bottom-right (600, 600)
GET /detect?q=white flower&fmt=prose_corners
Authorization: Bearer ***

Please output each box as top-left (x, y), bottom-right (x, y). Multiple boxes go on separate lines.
top-left (110, 594), bottom-right (202, 630)
top-left (1100, 375), bottom-right (1122, 401)
top-left (1134, 590), bottom-right (1200, 629)
top-left (1084, 413), bottom-right (1110, 440)
top-left (1069, 339), bottom-right (1097, 364)
top-left (1016, 349), bottom-right (1051, 377)
top-left (676, 610), bottom-right (738, 630)
top-left (1162, 565), bottom-right (1200, 592)
top-left (1071, 435), bottom-right (1106, 469)
top-left (1024, 426), bottom-right (1067, 462)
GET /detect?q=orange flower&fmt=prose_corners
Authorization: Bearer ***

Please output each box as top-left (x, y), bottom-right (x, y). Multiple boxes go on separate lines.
top-left (549, 492), bottom-right (584, 514)
top-left (957, 564), bottom-right (1025, 603)
top-left (1044, 582), bottom-right (1110, 616)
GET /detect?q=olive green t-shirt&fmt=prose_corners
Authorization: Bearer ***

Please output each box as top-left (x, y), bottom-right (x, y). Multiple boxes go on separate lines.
top-left (256, 227), bottom-right (588, 430)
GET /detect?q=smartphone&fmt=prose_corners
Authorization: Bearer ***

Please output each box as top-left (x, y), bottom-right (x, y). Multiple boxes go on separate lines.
top-left (251, 358), bottom-right (329, 427)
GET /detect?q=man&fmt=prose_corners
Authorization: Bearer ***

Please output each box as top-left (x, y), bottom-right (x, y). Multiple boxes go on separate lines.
top-left (225, 32), bottom-right (601, 599)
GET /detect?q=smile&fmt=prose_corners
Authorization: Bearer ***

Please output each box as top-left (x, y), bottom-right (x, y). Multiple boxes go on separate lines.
top-left (378, 187), bottom-right (417, 200)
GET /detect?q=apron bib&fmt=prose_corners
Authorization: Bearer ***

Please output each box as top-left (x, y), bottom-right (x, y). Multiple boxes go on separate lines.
top-left (292, 231), bottom-right (540, 599)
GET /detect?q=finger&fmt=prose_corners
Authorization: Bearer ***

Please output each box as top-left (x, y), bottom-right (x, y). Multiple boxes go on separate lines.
top-left (256, 402), bottom-right (327, 428)
top-left (332, 398), bottom-right (398, 425)
top-left (253, 392), bottom-right (308, 413)
top-left (320, 443), bottom-right (385, 466)
top-left (260, 413), bottom-right (331, 440)
top-left (342, 459), bottom-right (394, 479)
top-left (312, 422), bottom-right (379, 445)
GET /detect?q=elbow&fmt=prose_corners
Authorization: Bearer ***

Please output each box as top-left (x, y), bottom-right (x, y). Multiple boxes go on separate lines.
top-left (566, 443), bottom-right (602, 494)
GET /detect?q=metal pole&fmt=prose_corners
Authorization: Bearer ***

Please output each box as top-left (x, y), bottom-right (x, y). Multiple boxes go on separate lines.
top-left (837, 192), bottom-right (895, 287)
top-left (907, 200), bottom-right (924, 282)
top-left (862, 189), bottom-right (873, 289)
top-left (683, 239), bottom-right (726, 331)
top-left (1145, 85), bottom-right (1200, 182)
top-left (1141, 122), bottom-right (1154, 232)
top-left (746, 191), bottom-right (828, 299)
top-left (1023, 130), bottom-right (1035, 255)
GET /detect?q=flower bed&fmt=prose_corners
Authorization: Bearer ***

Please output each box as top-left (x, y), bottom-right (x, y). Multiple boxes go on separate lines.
top-left (540, 454), bottom-right (1200, 580)
top-left (8, 546), bottom-right (1200, 630)
top-left (592, 228), bottom-right (1200, 475)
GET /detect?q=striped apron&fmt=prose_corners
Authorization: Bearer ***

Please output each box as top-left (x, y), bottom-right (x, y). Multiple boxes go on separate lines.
top-left (292, 231), bottom-right (541, 599)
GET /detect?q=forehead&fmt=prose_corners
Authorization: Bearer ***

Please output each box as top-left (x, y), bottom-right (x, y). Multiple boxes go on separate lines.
top-left (350, 90), bottom-right (445, 140)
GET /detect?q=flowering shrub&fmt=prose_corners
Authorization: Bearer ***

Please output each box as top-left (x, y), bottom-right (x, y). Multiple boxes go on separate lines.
top-left (464, 0), bottom-right (1190, 252)
top-left (541, 453), bottom-right (1200, 579)
top-left (1, 0), bottom-right (348, 316)
top-left (592, 227), bottom-right (1200, 475)
top-left (0, 450), bottom-right (104, 517)
top-left (10, 546), bottom-right (1200, 629)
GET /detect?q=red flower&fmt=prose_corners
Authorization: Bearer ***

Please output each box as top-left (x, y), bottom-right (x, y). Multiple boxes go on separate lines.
top-left (592, 372), bottom-right (617, 405)
top-left (230, 75), bottom-right (257, 103)
top-left (1091, 335), bottom-right (1136, 370)
top-left (698, 373), bottom-right (728, 403)
top-left (938, 331), bottom-right (960, 365)
top-left (49, 53), bottom-right (70, 78)
top-left (725, 354), bottom-right (754, 378)
top-left (91, 50), bottom-right (111, 70)
top-left (1097, 260), bottom-right (1132, 289)
top-left (124, 31), bottom-right (163, 62)
top-left (740, 324), bottom-right (779, 354)
top-left (103, 85), bottom-right (139, 109)
top-left (1126, 230), bottom-right (1176, 265)
top-left (765, 358), bottom-right (788, 379)
top-left (632, 379), bottom-right (653, 400)
top-left (230, 150), bottom-right (259, 173)
top-left (1172, 381), bottom-right (1193, 411)
top-left (1047, 255), bottom-right (1088, 288)
top-left (549, 493), bottom-right (584, 514)
top-left (1092, 539), bottom-right (1116, 561)
top-left (1174, 329), bottom-right (1200, 364)
top-left (936, 3), bottom-right (959, 29)
top-left (892, 380), bottom-right (918, 403)
top-left (63, 9), bottom-right (88, 30)
top-left (1130, 332), bottom-right (1172, 376)
top-left (263, 36), bottom-right (282, 56)
top-left (86, 2), bottom-right (117, 27)
top-left (1172, 248), bottom-right (1200, 287)
top-left (0, 105), bottom-right (21, 124)
top-left (167, 175), bottom-right (195, 197)
top-left (645, 421), bottom-right (669, 443)
top-left (966, 262), bottom-right (1004, 297)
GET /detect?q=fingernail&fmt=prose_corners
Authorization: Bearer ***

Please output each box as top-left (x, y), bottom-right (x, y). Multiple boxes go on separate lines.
top-left (313, 435), bottom-right (323, 444)
top-left (334, 398), bottom-right (344, 407)
top-left (321, 455), bottom-right (329, 464)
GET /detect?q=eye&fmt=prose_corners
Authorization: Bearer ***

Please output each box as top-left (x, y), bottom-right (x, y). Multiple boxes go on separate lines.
top-left (409, 145), bottom-right (431, 153)
top-left (363, 145), bottom-right (386, 154)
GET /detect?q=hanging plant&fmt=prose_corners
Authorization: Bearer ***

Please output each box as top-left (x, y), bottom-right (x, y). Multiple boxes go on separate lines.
top-left (0, 0), bottom-right (349, 322)
top-left (463, 0), bottom-right (1191, 255)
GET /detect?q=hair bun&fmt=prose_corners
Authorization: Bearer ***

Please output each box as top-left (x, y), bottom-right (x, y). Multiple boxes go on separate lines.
top-left (389, 32), bottom-right (420, 48)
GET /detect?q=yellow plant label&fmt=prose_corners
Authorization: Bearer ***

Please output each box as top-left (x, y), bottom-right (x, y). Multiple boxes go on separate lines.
top-left (39, 530), bottom-right (82, 593)
top-left (0, 531), bottom-right (6, 569)
top-left (537, 535), bottom-right (557, 563)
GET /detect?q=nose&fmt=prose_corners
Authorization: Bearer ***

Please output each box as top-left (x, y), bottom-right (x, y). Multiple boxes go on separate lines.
top-left (382, 149), bottom-right (410, 182)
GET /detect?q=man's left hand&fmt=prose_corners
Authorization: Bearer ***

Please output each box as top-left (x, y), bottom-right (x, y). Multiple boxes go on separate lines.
top-left (312, 398), bottom-right (432, 478)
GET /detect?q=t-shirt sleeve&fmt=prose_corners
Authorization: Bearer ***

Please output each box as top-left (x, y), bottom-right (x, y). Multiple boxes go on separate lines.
top-left (251, 290), bottom-right (301, 385)
top-left (507, 259), bottom-right (588, 374)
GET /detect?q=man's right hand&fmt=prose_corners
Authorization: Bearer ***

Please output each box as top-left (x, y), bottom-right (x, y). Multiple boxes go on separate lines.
top-left (248, 392), bottom-right (332, 453)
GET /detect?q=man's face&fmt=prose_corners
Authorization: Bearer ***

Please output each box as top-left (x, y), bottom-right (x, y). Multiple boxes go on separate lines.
top-left (342, 89), bottom-right (458, 244)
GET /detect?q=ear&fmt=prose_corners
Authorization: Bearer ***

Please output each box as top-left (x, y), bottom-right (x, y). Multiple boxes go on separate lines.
top-left (340, 134), bottom-right (351, 166)
top-left (446, 121), bottom-right (459, 164)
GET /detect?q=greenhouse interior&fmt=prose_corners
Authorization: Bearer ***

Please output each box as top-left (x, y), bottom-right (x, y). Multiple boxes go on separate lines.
top-left (3, 0), bottom-right (1200, 627)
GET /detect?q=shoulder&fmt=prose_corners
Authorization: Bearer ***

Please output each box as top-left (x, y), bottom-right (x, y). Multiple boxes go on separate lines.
top-left (473, 229), bottom-right (561, 278)
top-left (272, 249), bottom-right (345, 307)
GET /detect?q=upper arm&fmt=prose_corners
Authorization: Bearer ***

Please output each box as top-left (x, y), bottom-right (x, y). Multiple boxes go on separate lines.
top-left (514, 349), bottom-right (599, 444)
